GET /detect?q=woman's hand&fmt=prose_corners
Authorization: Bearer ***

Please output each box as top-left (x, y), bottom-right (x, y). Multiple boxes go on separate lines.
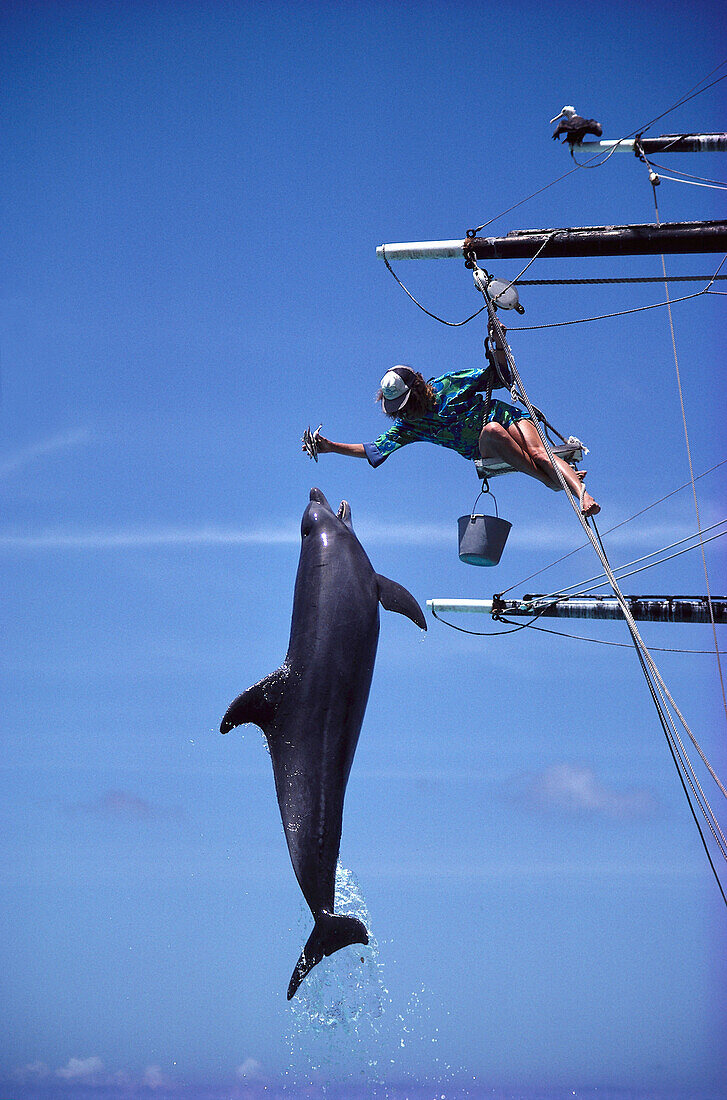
top-left (313, 431), bottom-right (332, 454)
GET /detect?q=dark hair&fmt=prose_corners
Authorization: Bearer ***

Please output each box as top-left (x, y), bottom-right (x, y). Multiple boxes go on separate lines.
top-left (375, 371), bottom-right (436, 420)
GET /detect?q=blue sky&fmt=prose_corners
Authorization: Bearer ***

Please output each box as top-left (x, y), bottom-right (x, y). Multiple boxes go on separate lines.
top-left (2, 1), bottom-right (726, 1097)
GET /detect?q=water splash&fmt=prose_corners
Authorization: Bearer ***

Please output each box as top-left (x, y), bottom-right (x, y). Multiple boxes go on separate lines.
top-left (285, 864), bottom-right (458, 1094)
top-left (286, 863), bottom-right (388, 1084)
top-left (288, 864), bottom-right (387, 1027)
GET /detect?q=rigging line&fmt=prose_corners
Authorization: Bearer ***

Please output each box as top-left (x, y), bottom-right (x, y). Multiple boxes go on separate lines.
top-left (629, 628), bottom-right (727, 899)
top-left (625, 609), bottom-right (727, 850)
top-left (488, 234), bottom-right (559, 298)
top-left (650, 182), bottom-right (727, 727)
top-left (380, 249), bottom-right (481, 330)
top-left (429, 604), bottom-right (547, 637)
top-left (494, 530), bottom-right (727, 648)
top-left (499, 573), bottom-right (727, 808)
top-left (507, 281), bottom-right (718, 331)
top-left (538, 518), bottom-right (727, 603)
top-left (497, 458), bottom-right (727, 598)
top-left (645, 161), bottom-right (727, 186)
top-left (477, 288), bottom-right (727, 874)
top-left (469, 61), bottom-right (727, 235)
top-left (470, 163), bottom-right (585, 235)
top-left (381, 234), bottom-right (557, 328)
top-left (493, 616), bottom-right (727, 655)
top-left (589, 521), bottom-right (727, 817)
top-left (559, 527), bottom-right (727, 600)
top-left (516, 275), bottom-right (727, 286)
top-left (635, 70), bottom-right (727, 137)
top-left (653, 174), bottom-right (727, 191)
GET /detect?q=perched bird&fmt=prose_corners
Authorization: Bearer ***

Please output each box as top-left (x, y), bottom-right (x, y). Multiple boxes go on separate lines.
top-left (550, 105), bottom-right (603, 145)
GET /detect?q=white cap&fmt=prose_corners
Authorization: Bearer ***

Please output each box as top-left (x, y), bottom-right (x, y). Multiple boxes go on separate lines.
top-left (380, 365), bottom-right (416, 414)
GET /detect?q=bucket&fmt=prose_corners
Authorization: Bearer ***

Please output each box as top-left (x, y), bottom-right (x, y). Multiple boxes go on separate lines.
top-left (458, 485), bottom-right (511, 567)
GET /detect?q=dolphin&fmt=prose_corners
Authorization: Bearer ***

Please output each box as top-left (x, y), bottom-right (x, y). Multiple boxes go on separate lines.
top-left (220, 488), bottom-right (427, 999)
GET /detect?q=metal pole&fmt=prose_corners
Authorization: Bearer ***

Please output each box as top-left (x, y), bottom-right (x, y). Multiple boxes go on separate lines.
top-left (574, 133), bottom-right (727, 154)
top-left (427, 596), bottom-right (727, 624)
top-left (377, 220), bottom-right (727, 261)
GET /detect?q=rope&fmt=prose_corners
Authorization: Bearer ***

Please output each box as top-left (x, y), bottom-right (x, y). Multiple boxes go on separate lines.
top-left (507, 260), bottom-right (726, 330)
top-left (541, 518), bottom-right (727, 602)
top-left (468, 61), bottom-right (727, 235)
top-left (645, 162), bottom-right (727, 187)
top-left (589, 522), bottom-right (727, 817)
top-left (429, 604), bottom-right (542, 637)
top-left (627, 622), bottom-right (727, 903)
top-left (648, 177), bottom-right (727, 727)
top-left (654, 174), bottom-right (727, 192)
top-left (381, 245), bottom-right (485, 327)
top-left (380, 235), bottom-right (557, 328)
top-left (490, 233), bottom-right (558, 298)
top-left (467, 264), bottom-right (727, 896)
top-left (562, 528), bottom-right (726, 597)
top-left (633, 68), bottom-right (727, 137)
top-left (497, 458), bottom-right (727, 598)
top-left (493, 616), bottom-right (727, 655)
top-left (515, 275), bottom-right (727, 286)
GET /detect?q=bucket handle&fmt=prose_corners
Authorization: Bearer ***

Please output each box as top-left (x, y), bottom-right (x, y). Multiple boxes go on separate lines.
top-left (469, 479), bottom-right (499, 521)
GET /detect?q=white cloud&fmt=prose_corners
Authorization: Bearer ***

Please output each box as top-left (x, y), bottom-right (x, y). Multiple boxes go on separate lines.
top-left (56, 1055), bottom-right (105, 1081)
top-left (143, 1064), bottom-right (172, 1089)
top-left (0, 525), bottom-right (300, 550)
top-left (13, 1061), bottom-right (50, 1080)
top-left (520, 763), bottom-right (656, 819)
top-left (66, 789), bottom-right (181, 823)
top-left (236, 1057), bottom-right (263, 1079)
top-left (0, 429), bottom-right (91, 478)
top-left (0, 509), bottom-right (721, 557)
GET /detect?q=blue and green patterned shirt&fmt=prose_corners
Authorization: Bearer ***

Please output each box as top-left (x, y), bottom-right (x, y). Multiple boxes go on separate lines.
top-left (363, 367), bottom-right (530, 468)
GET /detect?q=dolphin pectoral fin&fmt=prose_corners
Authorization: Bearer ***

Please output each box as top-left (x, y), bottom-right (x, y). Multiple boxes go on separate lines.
top-left (220, 669), bottom-right (288, 734)
top-left (287, 911), bottom-right (369, 1000)
top-left (376, 575), bottom-right (427, 631)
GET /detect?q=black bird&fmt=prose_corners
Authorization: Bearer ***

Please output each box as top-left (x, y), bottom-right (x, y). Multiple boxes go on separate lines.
top-left (550, 105), bottom-right (602, 144)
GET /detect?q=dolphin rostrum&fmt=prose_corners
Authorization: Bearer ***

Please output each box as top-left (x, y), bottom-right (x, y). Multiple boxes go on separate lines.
top-left (220, 488), bottom-right (427, 999)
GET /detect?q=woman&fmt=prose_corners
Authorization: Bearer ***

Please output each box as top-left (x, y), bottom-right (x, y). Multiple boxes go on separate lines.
top-left (309, 357), bottom-right (600, 518)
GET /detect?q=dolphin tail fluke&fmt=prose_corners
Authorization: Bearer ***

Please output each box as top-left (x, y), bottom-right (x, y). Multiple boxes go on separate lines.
top-left (220, 668), bottom-right (287, 734)
top-left (376, 574), bottom-right (427, 631)
top-left (287, 911), bottom-right (369, 1000)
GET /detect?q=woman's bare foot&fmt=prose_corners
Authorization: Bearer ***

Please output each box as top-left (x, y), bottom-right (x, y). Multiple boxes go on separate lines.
top-left (579, 482), bottom-right (601, 517)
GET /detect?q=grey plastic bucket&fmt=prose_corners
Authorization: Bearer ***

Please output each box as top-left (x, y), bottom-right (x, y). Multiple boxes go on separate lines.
top-left (458, 512), bottom-right (512, 566)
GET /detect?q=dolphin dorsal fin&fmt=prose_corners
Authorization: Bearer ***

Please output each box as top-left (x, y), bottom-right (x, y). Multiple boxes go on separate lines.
top-left (220, 667), bottom-right (288, 735)
top-left (376, 575), bottom-right (427, 631)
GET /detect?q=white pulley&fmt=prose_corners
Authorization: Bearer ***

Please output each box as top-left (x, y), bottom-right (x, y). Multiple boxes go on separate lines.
top-left (487, 277), bottom-right (525, 313)
top-left (472, 268), bottom-right (525, 313)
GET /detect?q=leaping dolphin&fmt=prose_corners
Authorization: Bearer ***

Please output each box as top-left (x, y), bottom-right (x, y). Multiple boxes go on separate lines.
top-left (220, 488), bottom-right (427, 999)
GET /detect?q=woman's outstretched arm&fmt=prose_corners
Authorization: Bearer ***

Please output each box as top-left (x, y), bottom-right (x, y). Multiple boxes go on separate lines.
top-left (309, 433), bottom-right (366, 458)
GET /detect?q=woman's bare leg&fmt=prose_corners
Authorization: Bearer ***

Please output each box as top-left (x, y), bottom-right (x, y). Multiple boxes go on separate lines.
top-left (479, 422), bottom-right (555, 488)
top-left (479, 419), bottom-right (600, 516)
top-left (511, 420), bottom-right (600, 516)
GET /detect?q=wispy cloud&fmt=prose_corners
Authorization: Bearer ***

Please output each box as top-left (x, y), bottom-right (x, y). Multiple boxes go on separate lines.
top-left (13, 1061), bottom-right (50, 1081)
top-left (143, 1064), bottom-right (174, 1089)
top-left (236, 1058), bottom-right (264, 1080)
top-left (65, 789), bottom-right (182, 823)
top-left (517, 762), bottom-right (657, 820)
top-left (12, 1057), bottom-right (178, 1093)
top-left (0, 429), bottom-right (91, 478)
top-left (0, 525), bottom-right (301, 550)
top-left (56, 1056), bottom-right (105, 1082)
top-left (0, 517), bottom-right (716, 553)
